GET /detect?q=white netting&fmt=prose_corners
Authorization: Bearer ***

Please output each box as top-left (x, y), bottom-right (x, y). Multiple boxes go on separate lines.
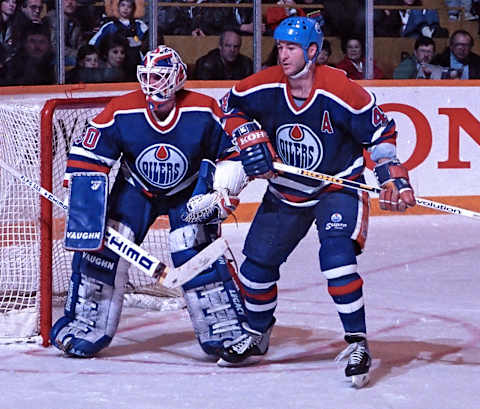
top-left (0, 98), bottom-right (183, 344)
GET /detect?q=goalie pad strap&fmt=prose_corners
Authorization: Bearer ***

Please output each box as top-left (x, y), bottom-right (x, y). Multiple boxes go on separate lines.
top-left (64, 172), bottom-right (108, 251)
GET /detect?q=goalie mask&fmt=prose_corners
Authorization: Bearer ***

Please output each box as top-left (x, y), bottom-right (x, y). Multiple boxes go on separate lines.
top-left (274, 17), bottom-right (323, 79)
top-left (137, 46), bottom-right (187, 110)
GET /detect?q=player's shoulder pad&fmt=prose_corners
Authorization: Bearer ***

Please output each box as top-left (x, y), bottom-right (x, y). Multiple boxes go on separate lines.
top-left (232, 65), bottom-right (284, 95)
top-left (314, 65), bottom-right (374, 112)
top-left (92, 89), bottom-right (146, 126)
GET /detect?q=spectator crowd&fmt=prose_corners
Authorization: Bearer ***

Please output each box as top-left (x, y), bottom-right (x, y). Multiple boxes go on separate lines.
top-left (1, 0), bottom-right (480, 85)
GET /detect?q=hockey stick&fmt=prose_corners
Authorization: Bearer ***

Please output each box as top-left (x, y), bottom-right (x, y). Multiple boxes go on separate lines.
top-left (273, 162), bottom-right (480, 221)
top-left (0, 159), bottom-right (228, 288)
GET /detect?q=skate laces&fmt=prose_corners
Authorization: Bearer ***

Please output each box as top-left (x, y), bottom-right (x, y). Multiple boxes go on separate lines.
top-left (223, 323), bottom-right (262, 351)
top-left (335, 342), bottom-right (367, 364)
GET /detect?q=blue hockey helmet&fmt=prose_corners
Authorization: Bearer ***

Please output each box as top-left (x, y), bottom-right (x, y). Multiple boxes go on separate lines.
top-left (274, 17), bottom-right (324, 63)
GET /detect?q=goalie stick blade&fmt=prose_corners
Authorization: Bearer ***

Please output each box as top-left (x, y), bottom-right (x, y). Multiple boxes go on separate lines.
top-left (159, 237), bottom-right (229, 288)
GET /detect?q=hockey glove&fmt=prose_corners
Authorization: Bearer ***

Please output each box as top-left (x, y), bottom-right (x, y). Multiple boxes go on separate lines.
top-left (374, 159), bottom-right (416, 212)
top-left (234, 123), bottom-right (276, 178)
top-left (183, 188), bottom-right (240, 224)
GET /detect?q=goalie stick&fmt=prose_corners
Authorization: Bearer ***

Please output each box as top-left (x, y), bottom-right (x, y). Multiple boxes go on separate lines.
top-left (0, 159), bottom-right (228, 288)
top-left (273, 162), bottom-right (480, 221)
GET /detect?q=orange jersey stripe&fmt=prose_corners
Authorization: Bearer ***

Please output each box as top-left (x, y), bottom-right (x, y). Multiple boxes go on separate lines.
top-left (328, 278), bottom-right (364, 296)
top-left (245, 286), bottom-right (278, 302)
top-left (66, 159), bottom-right (110, 174)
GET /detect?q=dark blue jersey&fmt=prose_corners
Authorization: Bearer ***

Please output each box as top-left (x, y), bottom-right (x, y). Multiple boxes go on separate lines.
top-left (223, 64), bottom-right (396, 206)
top-left (66, 89), bottom-right (234, 197)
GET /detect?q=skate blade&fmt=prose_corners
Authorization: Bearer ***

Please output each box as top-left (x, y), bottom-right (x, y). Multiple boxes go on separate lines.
top-left (350, 373), bottom-right (369, 388)
top-left (216, 356), bottom-right (262, 367)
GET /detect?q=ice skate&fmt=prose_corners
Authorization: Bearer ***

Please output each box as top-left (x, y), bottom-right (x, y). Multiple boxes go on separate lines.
top-left (217, 319), bottom-right (275, 367)
top-left (335, 334), bottom-right (371, 388)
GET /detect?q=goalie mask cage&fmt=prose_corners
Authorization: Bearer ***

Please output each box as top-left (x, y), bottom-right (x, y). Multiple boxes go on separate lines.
top-left (0, 97), bottom-right (182, 347)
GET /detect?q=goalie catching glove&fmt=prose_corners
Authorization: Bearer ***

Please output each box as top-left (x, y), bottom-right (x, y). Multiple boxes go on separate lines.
top-left (183, 188), bottom-right (240, 224)
top-left (182, 160), bottom-right (247, 224)
top-left (374, 159), bottom-right (416, 212)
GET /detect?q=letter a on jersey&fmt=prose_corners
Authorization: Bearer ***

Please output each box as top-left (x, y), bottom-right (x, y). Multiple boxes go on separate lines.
top-left (321, 111), bottom-right (334, 134)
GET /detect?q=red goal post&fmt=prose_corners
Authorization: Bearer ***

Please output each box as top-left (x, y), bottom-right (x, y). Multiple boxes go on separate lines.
top-left (0, 97), bottom-right (182, 346)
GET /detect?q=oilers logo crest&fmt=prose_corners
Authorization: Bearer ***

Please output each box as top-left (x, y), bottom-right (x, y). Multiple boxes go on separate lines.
top-left (276, 124), bottom-right (323, 170)
top-left (136, 144), bottom-right (188, 188)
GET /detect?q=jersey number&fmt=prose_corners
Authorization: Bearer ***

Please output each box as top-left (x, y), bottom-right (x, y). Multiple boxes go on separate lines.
top-left (372, 107), bottom-right (387, 127)
top-left (82, 127), bottom-right (101, 150)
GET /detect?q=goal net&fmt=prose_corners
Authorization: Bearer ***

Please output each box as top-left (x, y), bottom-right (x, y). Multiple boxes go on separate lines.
top-left (0, 97), bottom-right (183, 346)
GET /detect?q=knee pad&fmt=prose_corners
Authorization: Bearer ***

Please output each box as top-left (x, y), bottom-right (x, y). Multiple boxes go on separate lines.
top-left (50, 222), bottom-right (132, 357)
top-left (183, 257), bottom-right (247, 356)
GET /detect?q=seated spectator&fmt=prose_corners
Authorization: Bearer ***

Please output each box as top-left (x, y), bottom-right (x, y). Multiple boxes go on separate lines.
top-left (393, 36), bottom-right (443, 78)
top-left (89, 0), bottom-right (147, 80)
top-left (193, 28), bottom-right (253, 80)
top-left (266, 0), bottom-right (306, 33)
top-left (0, 0), bottom-right (18, 66)
top-left (97, 33), bottom-right (128, 82)
top-left (336, 36), bottom-right (384, 79)
top-left (445, 0), bottom-right (478, 21)
top-left (4, 23), bottom-right (54, 85)
top-left (317, 38), bottom-right (332, 66)
top-left (47, 0), bottom-right (85, 69)
top-left (11, 0), bottom-right (50, 47)
top-left (397, 0), bottom-right (446, 38)
top-left (431, 29), bottom-right (480, 78)
top-left (66, 44), bottom-right (103, 83)
top-left (104, 0), bottom-right (144, 18)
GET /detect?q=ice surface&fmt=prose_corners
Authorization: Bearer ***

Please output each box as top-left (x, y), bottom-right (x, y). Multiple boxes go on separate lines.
top-left (1, 215), bottom-right (479, 409)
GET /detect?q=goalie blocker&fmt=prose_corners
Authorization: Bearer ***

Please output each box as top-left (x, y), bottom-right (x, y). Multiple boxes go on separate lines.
top-left (64, 172), bottom-right (108, 251)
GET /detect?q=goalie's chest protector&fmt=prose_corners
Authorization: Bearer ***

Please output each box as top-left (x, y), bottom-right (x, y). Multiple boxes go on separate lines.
top-left (228, 65), bottom-right (378, 177)
top-left (85, 90), bottom-right (229, 195)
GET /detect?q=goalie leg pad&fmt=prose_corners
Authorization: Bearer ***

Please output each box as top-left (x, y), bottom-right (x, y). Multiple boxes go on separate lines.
top-left (51, 223), bottom-right (132, 357)
top-left (183, 257), bottom-right (247, 356)
top-left (64, 172), bottom-right (108, 251)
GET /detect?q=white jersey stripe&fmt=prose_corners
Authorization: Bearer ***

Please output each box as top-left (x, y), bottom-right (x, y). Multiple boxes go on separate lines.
top-left (69, 146), bottom-right (117, 167)
top-left (322, 264), bottom-right (357, 280)
top-left (245, 300), bottom-right (278, 312)
top-left (237, 271), bottom-right (276, 290)
top-left (335, 297), bottom-right (364, 314)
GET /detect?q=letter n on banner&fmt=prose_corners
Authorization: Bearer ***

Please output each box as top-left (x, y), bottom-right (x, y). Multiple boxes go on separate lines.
top-left (438, 108), bottom-right (480, 169)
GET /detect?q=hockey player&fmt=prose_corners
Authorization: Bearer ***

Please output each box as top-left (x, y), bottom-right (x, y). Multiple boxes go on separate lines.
top-left (50, 45), bottom-right (250, 359)
top-left (216, 17), bottom-right (416, 387)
